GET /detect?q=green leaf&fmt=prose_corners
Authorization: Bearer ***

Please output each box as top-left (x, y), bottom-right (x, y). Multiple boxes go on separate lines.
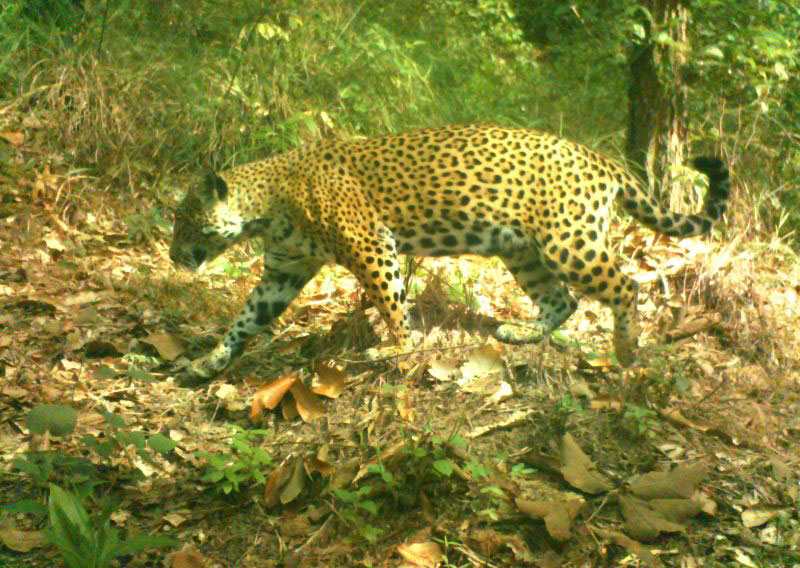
top-left (26, 404), bottom-right (78, 437)
top-left (99, 407), bottom-right (127, 429)
top-left (3, 498), bottom-right (48, 518)
top-left (147, 434), bottom-right (178, 453)
top-left (702, 46), bottom-right (725, 60)
top-left (433, 459), bottom-right (454, 477)
top-left (11, 456), bottom-right (42, 477)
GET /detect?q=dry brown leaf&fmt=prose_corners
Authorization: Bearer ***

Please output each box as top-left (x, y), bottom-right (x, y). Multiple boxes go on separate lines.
top-left (592, 527), bottom-right (657, 564)
top-left (250, 374), bottom-right (299, 419)
top-left (559, 434), bottom-right (612, 494)
top-left (291, 381), bottom-right (326, 423)
top-left (619, 495), bottom-right (686, 542)
top-left (354, 441), bottom-right (406, 483)
top-left (647, 498), bottom-right (703, 523)
top-left (628, 461), bottom-right (708, 500)
top-left (741, 505), bottom-right (788, 528)
top-left (305, 455), bottom-right (334, 477)
top-left (281, 395), bottom-right (299, 420)
top-left (263, 464), bottom-right (293, 508)
top-left (577, 355), bottom-right (615, 369)
top-left (280, 459), bottom-right (307, 505)
top-left (0, 526), bottom-right (45, 553)
top-left (312, 360), bottom-right (346, 398)
top-left (427, 357), bottom-right (461, 381)
top-left (658, 407), bottom-right (711, 432)
top-left (396, 541), bottom-right (443, 567)
top-left (169, 544), bottom-right (208, 568)
top-left (141, 331), bottom-right (185, 361)
top-left (769, 456), bottom-right (792, 483)
top-left (589, 397), bottom-right (623, 412)
top-left (0, 131), bottom-right (24, 145)
top-left (516, 498), bottom-right (584, 542)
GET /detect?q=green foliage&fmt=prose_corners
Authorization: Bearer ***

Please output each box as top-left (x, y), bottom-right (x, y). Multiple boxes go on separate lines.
top-left (25, 403), bottom-right (78, 437)
top-left (623, 403), bottom-right (660, 437)
top-left (195, 424), bottom-right (274, 494)
top-left (332, 486), bottom-right (384, 543)
top-left (11, 405), bottom-right (177, 502)
top-left (46, 484), bottom-right (176, 568)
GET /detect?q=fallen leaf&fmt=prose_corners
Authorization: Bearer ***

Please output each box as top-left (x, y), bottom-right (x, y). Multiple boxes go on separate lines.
top-left (741, 505), bottom-right (787, 528)
top-left (559, 434), bottom-right (612, 494)
top-left (396, 541), bottom-right (443, 567)
top-left (0, 526), bottom-right (45, 552)
top-left (0, 130), bottom-right (24, 145)
top-left (305, 455), bottom-right (334, 477)
top-left (619, 495), bottom-right (686, 542)
top-left (264, 465), bottom-right (293, 508)
top-left (163, 512), bottom-right (189, 527)
top-left (516, 498), bottom-right (584, 542)
top-left (250, 374), bottom-right (298, 419)
top-left (647, 498), bottom-right (703, 523)
top-left (592, 527), bottom-right (656, 564)
top-left (169, 544), bottom-right (208, 568)
top-left (141, 332), bottom-right (185, 361)
top-left (427, 357), bottom-right (461, 381)
top-left (312, 360), bottom-right (346, 398)
top-left (280, 459), bottom-right (307, 505)
top-left (628, 461), bottom-right (708, 500)
top-left (290, 381), bottom-right (326, 423)
top-left (658, 407), bottom-right (710, 432)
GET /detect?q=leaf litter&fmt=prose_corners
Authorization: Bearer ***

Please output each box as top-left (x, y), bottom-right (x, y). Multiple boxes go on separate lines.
top-left (1, 142), bottom-right (799, 565)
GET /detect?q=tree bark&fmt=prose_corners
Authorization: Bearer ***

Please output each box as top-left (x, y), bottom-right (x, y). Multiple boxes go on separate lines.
top-left (625, 0), bottom-right (691, 208)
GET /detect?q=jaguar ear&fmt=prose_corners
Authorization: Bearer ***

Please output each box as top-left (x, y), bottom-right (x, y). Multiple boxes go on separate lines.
top-left (204, 172), bottom-right (229, 201)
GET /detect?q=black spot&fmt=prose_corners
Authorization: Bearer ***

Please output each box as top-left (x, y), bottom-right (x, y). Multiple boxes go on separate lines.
top-left (465, 233), bottom-right (482, 246)
top-left (442, 235), bottom-right (458, 247)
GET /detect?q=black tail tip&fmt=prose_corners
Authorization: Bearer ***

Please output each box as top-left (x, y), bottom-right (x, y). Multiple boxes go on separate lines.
top-left (692, 156), bottom-right (728, 182)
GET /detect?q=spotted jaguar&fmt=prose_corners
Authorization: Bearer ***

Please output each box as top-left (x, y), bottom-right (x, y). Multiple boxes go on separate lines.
top-left (170, 125), bottom-right (729, 379)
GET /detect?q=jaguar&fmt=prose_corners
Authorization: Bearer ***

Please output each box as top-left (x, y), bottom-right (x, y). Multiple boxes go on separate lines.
top-left (170, 125), bottom-right (728, 380)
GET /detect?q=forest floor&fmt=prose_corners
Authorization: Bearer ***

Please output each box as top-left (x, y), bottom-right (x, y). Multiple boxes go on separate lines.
top-left (2, 133), bottom-right (800, 567)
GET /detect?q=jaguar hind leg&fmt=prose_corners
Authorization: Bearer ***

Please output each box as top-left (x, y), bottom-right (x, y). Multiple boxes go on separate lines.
top-left (495, 254), bottom-right (579, 344)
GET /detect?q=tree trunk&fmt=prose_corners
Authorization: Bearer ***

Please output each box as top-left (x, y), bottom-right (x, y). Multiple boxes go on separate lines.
top-left (625, 0), bottom-right (691, 209)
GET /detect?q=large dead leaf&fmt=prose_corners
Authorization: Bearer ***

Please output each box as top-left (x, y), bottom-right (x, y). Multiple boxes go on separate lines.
top-left (0, 526), bottom-right (45, 553)
top-left (312, 360), bottom-right (346, 398)
top-left (396, 541), bottom-right (444, 567)
top-left (741, 505), bottom-right (788, 528)
top-left (168, 544), bottom-right (208, 568)
top-left (628, 461), bottom-right (708, 500)
top-left (264, 464), bottom-right (293, 508)
top-left (427, 357), bottom-right (461, 381)
top-left (458, 344), bottom-right (506, 394)
top-left (647, 498), bottom-right (703, 523)
top-left (280, 459), bottom-right (307, 505)
top-left (250, 374), bottom-right (299, 419)
top-left (559, 434), bottom-right (612, 494)
top-left (619, 495), bottom-right (687, 542)
top-left (516, 498), bottom-right (585, 541)
top-left (291, 381), bottom-right (326, 423)
top-left (592, 527), bottom-right (657, 564)
top-left (141, 331), bottom-right (185, 361)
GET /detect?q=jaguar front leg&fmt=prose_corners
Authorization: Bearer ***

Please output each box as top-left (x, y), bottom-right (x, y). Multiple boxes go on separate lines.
top-left (182, 256), bottom-right (323, 382)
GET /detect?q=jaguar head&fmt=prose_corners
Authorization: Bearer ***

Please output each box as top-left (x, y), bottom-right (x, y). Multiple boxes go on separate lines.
top-left (169, 172), bottom-right (244, 271)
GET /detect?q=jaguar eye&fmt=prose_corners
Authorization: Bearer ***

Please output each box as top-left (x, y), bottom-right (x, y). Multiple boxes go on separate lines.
top-left (192, 248), bottom-right (207, 266)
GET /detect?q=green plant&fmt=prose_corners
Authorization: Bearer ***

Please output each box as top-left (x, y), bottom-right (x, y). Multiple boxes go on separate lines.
top-left (8, 404), bottom-right (177, 520)
top-left (196, 424), bottom-right (274, 494)
top-left (46, 484), bottom-right (176, 568)
top-left (332, 485), bottom-right (384, 543)
top-left (623, 403), bottom-right (660, 436)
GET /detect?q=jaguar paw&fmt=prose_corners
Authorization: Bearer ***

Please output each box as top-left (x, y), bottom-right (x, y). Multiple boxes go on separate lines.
top-left (494, 322), bottom-right (550, 345)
